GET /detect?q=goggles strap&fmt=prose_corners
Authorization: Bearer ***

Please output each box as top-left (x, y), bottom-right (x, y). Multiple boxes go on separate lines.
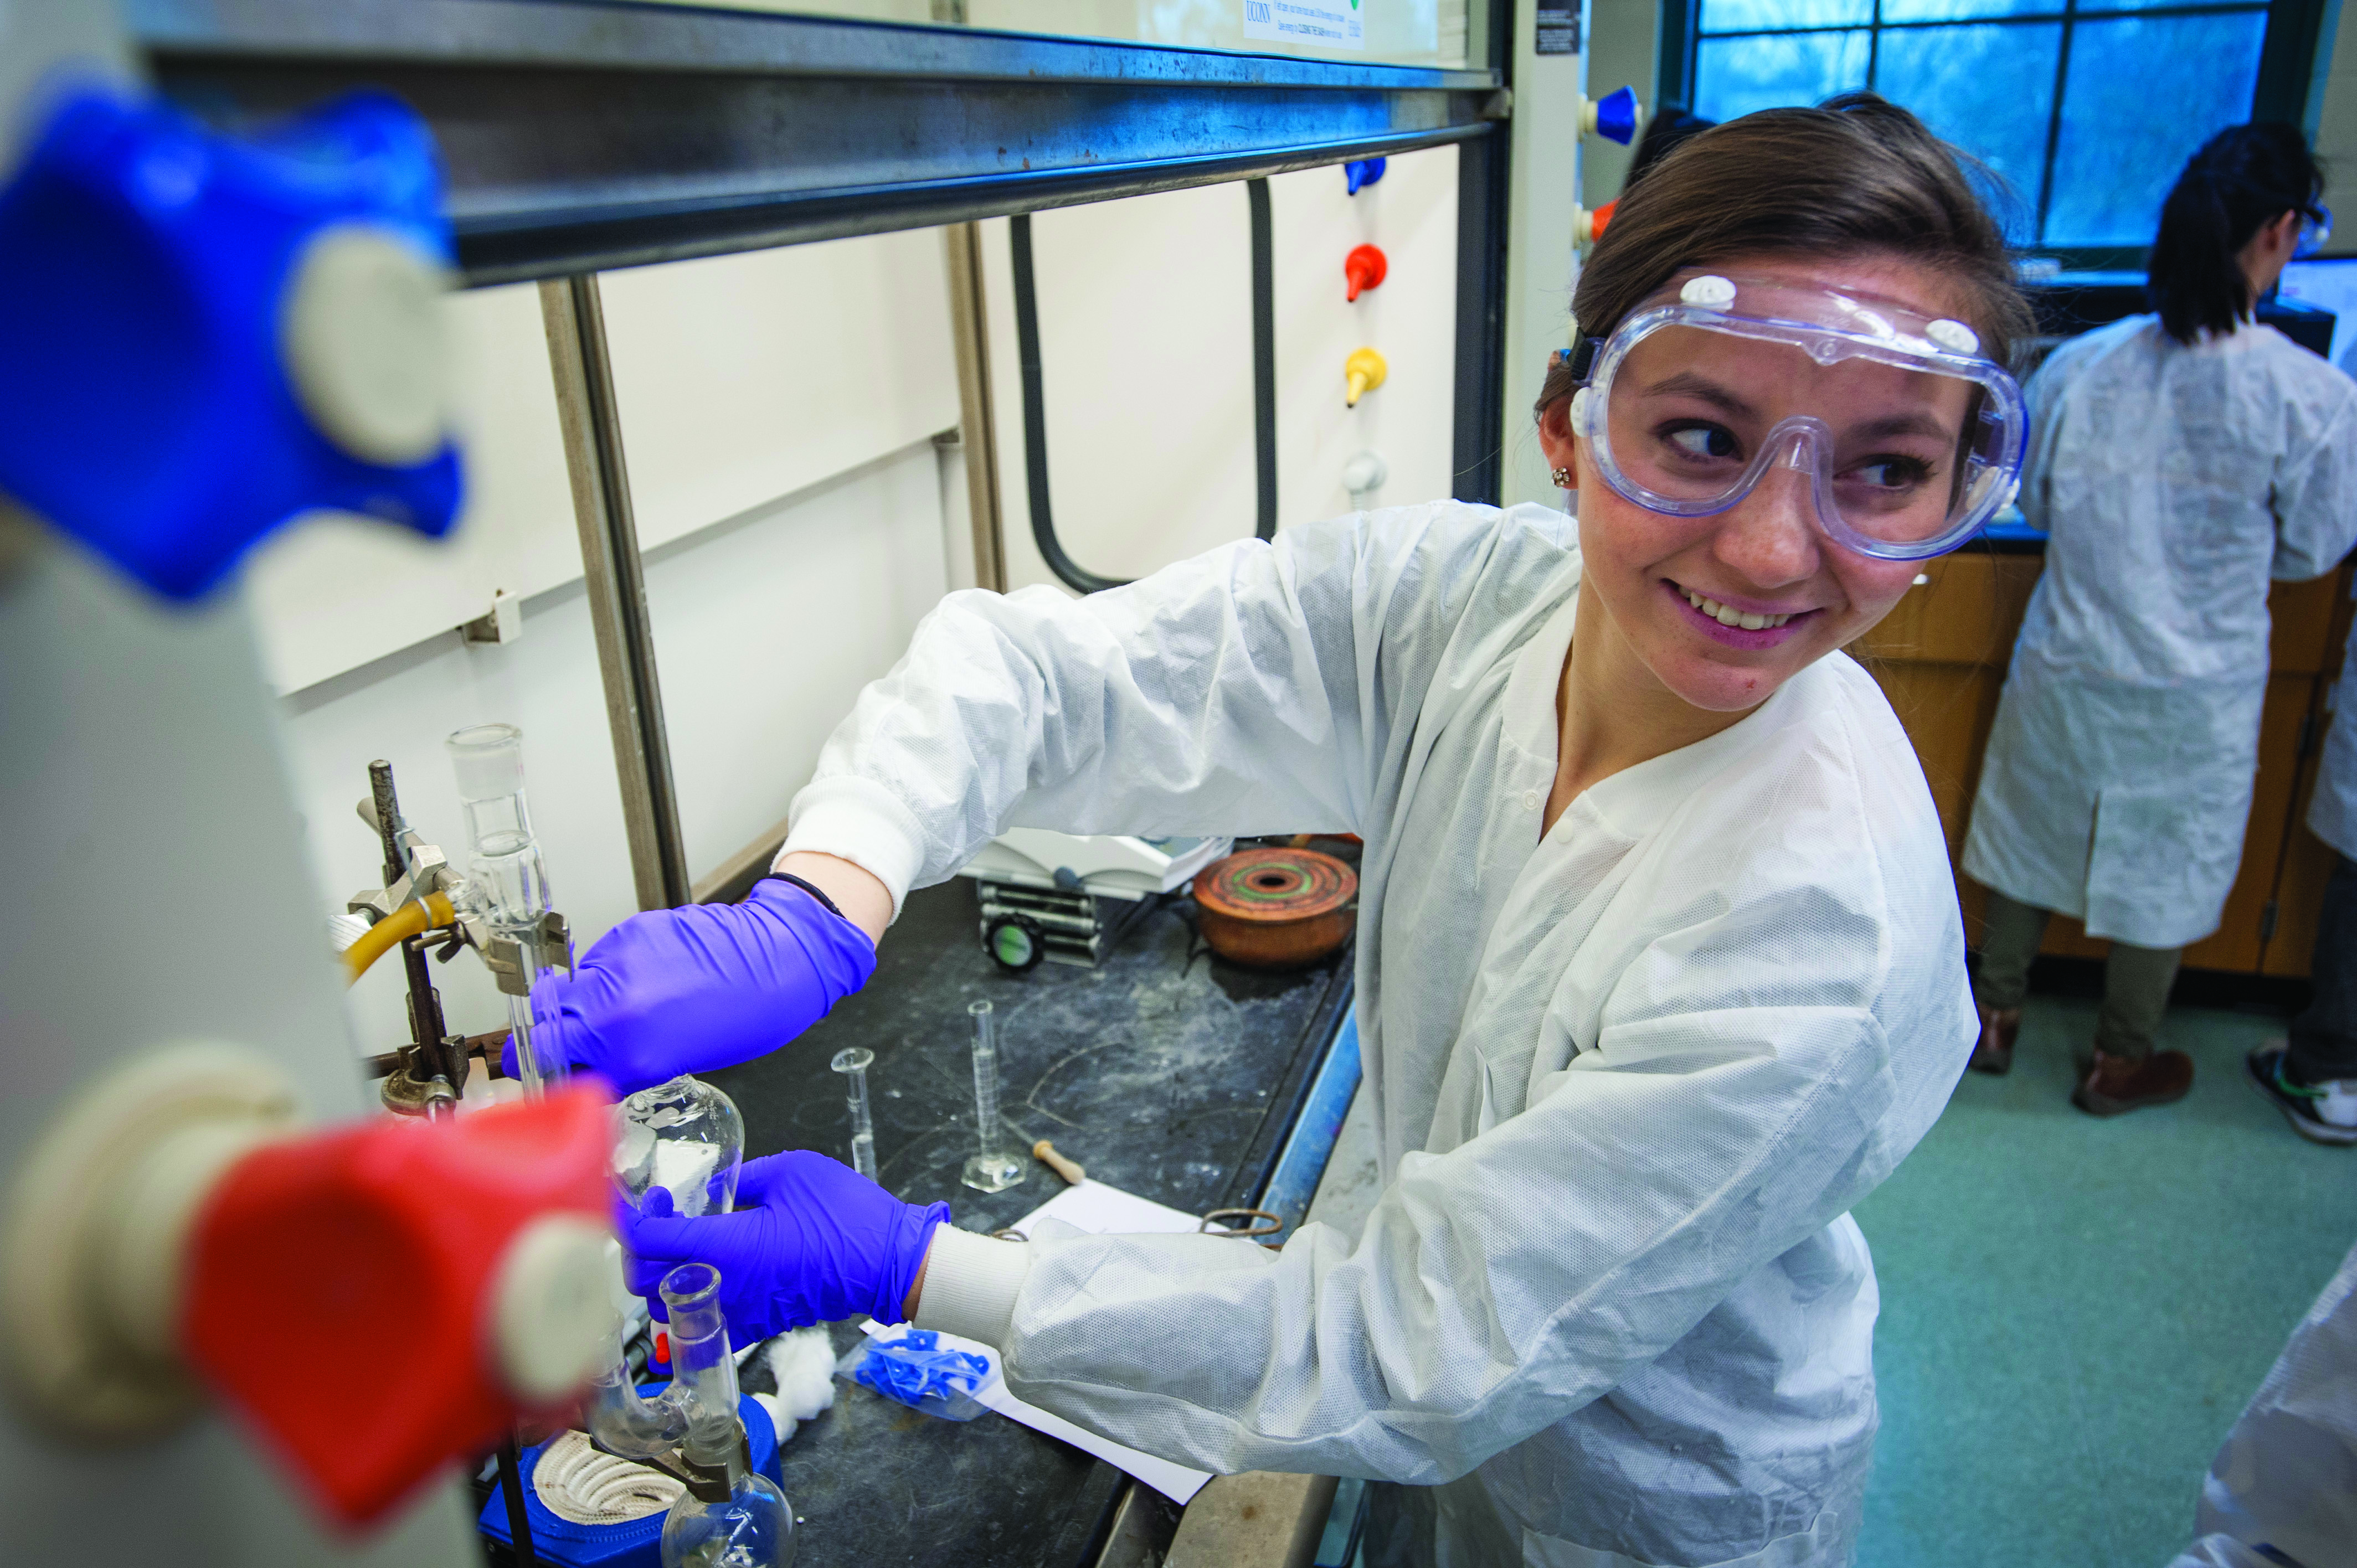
top-left (1563, 333), bottom-right (1601, 385)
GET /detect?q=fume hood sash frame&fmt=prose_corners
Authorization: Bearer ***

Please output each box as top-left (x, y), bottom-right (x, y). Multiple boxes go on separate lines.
top-left (130, 0), bottom-right (1507, 285)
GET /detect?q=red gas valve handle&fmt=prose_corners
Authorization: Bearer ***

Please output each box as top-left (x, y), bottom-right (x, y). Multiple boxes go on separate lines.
top-left (182, 1085), bottom-right (616, 1527)
top-left (1345, 244), bottom-right (1388, 302)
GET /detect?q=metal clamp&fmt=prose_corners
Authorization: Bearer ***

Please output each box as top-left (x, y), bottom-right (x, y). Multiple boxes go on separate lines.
top-left (475, 910), bottom-right (573, 997)
top-left (1200, 1208), bottom-right (1284, 1241)
top-left (585, 1423), bottom-right (750, 1505)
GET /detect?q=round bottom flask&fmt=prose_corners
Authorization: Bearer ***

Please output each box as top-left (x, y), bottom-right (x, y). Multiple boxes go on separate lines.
top-left (613, 1075), bottom-right (746, 1217)
top-left (660, 1472), bottom-right (795, 1568)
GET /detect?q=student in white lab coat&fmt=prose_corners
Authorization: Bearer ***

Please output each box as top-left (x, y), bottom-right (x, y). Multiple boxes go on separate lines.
top-left (529, 98), bottom-right (2028, 1565)
top-left (2249, 593), bottom-right (2357, 1144)
top-left (1962, 123), bottom-right (2357, 1115)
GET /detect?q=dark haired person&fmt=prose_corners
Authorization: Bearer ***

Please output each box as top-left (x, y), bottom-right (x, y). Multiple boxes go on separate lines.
top-left (1963, 123), bottom-right (2357, 1115)
top-left (528, 97), bottom-right (2026, 1565)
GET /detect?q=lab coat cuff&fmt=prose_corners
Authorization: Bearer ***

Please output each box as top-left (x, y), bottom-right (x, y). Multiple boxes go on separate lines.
top-left (776, 779), bottom-right (928, 920)
top-left (911, 1226), bottom-right (1032, 1349)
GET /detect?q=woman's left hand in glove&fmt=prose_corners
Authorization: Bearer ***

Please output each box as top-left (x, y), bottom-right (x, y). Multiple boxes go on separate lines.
top-left (616, 1149), bottom-right (949, 1342)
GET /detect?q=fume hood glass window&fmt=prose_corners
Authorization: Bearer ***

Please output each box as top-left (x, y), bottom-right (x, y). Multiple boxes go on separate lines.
top-left (1681, 0), bottom-right (2283, 251)
top-left (632, 0), bottom-right (1471, 68)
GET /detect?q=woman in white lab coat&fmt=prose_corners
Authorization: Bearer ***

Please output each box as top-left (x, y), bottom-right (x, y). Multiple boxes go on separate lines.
top-left (1962, 124), bottom-right (2357, 1115)
top-left (543, 98), bottom-right (2027, 1566)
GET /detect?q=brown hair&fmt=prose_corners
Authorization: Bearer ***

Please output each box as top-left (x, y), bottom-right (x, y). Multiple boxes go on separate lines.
top-left (1535, 92), bottom-right (2032, 420)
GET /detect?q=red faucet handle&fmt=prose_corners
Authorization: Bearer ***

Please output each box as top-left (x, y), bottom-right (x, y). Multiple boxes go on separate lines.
top-left (1345, 244), bottom-right (1388, 302)
top-left (182, 1085), bottom-right (617, 1527)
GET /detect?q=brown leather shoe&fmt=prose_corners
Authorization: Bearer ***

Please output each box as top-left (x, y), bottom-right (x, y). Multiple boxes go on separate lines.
top-left (2071, 1048), bottom-right (2194, 1117)
top-left (1970, 1004), bottom-right (2021, 1075)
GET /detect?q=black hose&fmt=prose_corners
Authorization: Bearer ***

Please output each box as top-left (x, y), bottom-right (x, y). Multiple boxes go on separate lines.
top-left (1010, 180), bottom-right (1280, 594)
top-left (1011, 212), bottom-right (1126, 594)
top-left (1248, 177), bottom-right (1278, 541)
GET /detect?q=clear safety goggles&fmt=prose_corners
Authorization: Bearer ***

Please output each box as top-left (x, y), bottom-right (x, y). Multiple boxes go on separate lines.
top-left (1565, 274), bottom-right (2027, 561)
top-left (2297, 205), bottom-right (2333, 259)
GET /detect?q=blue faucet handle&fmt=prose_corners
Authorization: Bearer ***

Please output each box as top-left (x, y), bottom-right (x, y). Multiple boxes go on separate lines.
top-left (1594, 86), bottom-right (1641, 146)
top-left (0, 85), bottom-right (462, 601)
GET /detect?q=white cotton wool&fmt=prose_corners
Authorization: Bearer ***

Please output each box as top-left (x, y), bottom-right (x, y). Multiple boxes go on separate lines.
top-left (752, 1325), bottom-right (838, 1443)
top-left (646, 1140), bottom-right (724, 1216)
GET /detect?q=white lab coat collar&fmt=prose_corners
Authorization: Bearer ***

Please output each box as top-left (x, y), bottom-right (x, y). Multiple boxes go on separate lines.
top-left (1497, 581), bottom-right (1813, 845)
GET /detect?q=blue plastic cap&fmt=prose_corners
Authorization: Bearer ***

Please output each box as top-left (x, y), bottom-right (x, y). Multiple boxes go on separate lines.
top-left (1596, 86), bottom-right (1640, 146)
top-left (0, 86), bottom-right (462, 601)
top-left (1344, 156), bottom-right (1388, 196)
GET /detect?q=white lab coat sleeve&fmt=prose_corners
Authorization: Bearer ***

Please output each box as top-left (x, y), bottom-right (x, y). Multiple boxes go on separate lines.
top-left (2270, 375), bottom-right (2357, 581)
top-left (981, 880), bottom-right (1898, 1484)
top-left (780, 507), bottom-right (1494, 911)
top-left (2185, 1236), bottom-right (2357, 1567)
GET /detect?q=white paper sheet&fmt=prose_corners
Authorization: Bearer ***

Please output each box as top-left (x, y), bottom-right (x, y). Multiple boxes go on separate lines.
top-left (857, 1180), bottom-right (1221, 1504)
top-left (1013, 1178), bottom-right (1218, 1240)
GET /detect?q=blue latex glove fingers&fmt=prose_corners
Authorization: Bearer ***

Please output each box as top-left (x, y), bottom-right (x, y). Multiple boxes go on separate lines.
top-left (617, 1186), bottom-right (676, 1322)
top-left (511, 879), bottom-right (877, 1095)
top-left (511, 971), bottom-right (593, 1080)
top-left (732, 1149), bottom-right (789, 1208)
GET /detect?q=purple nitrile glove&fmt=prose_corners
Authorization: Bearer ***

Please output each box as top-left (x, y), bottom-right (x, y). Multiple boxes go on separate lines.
top-left (505, 876), bottom-right (876, 1095)
top-left (616, 1150), bottom-right (950, 1341)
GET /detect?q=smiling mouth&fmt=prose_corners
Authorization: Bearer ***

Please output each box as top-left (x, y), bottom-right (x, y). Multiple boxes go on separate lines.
top-left (1676, 585), bottom-right (1804, 631)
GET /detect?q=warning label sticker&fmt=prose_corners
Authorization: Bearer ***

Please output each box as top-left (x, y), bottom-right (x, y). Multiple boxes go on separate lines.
top-left (1243, 0), bottom-right (1365, 49)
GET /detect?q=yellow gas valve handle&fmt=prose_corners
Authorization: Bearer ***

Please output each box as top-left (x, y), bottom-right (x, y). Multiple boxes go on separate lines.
top-left (1345, 346), bottom-right (1388, 407)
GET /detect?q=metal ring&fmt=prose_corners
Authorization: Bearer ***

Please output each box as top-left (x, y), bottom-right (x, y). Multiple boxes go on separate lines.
top-left (990, 1228), bottom-right (1028, 1243)
top-left (1200, 1208), bottom-right (1284, 1240)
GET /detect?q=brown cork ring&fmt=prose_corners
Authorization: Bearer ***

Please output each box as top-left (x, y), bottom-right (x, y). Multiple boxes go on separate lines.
top-left (1191, 847), bottom-right (1357, 969)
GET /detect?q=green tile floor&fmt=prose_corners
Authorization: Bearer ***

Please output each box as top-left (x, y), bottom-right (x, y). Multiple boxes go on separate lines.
top-left (1854, 995), bottom-right (2357, 1566)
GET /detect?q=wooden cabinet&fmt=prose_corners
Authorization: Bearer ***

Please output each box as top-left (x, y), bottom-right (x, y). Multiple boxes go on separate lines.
top-left (1851, 551), bottom-right (2353, 978)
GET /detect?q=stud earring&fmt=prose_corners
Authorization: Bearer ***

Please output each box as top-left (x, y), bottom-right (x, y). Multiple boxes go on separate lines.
top-left (1550, 466), bottom-right (1572, 487)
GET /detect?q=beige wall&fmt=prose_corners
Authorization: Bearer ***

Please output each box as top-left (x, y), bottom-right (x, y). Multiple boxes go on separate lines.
top-left (2311, 0), bottom-right (2357, 249)
top-left (976, 148), bottom-right (1464, 592)
top-left (1582, 0), bottom-right (1663, 212)
top-left (256, 167), bottom-right (1467, 1060)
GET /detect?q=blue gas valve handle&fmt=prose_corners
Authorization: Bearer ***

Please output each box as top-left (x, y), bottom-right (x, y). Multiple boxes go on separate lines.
top-left (1344, 157), bottom-right (1388, 195)
top-left (0, 86), bottom-right (462, 601)
top-left (1595, 86), bottom-right (1640, 146)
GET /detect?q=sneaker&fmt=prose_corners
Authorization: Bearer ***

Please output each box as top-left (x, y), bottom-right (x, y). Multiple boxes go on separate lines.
top-left (2071, 1048), bottom-right (2194, 1117)
top-left (2245, 1042), bottom-right (2357, 1147)
top-left (1969, 1004), bottom-right (2020, 1075)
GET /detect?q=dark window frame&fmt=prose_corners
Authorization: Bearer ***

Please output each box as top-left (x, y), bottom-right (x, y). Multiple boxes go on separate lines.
top-left (1656, 0), bottom-right (2333, 266)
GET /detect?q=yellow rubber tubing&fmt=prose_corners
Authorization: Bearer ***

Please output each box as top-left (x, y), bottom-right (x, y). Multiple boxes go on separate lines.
top-left (343, 891), bottom-right (456, 986)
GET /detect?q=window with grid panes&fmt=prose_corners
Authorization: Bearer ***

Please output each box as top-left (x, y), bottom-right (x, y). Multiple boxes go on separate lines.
top-left (1665, 0), bottom-right (2331, 254)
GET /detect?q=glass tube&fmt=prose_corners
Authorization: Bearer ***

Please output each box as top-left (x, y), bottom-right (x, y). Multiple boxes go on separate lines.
top-left (961, 1000), bottom-right (1023, 1193)
top-left (448, 723), bottom-right (560, 1096)
top-left (447, 723), bottom-right (532, 848)
top-left (830, 1047), bottom-right (877, 1182)
top-left (660, 1264), bottom-right (746, 1466)
top-left (581, 1317), bottom-right (689, 1458)
top-left (657, 1263), bottom-right (796, 1568)
top-left (448, 725), bottom-right (552, 930)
